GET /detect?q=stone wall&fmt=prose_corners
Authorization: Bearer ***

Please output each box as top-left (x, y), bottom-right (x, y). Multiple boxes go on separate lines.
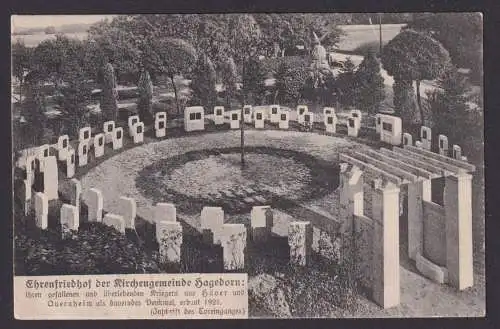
top-left (354, 215), bottom-right (373, 289)
top-left (422, 200), bottom-right (446, 267)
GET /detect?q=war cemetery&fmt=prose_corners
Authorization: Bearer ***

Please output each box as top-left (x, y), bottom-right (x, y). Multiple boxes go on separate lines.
top-left (12, 14), bottom-right (484, 317)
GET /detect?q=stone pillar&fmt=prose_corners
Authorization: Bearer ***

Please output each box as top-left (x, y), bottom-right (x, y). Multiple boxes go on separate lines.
top-left (155, 203), bottom-right (177, 238)
top-left (371, 179), bottom-right (400, 309)
top-left (117, 197), bottom-right (136, 229)
top-left (403, 133), bottom-right (413, 147)
top-left (87, 188), bottom-right (103, 222)
top-left (103, 213), bottom-right (125, 234)
top-left (34, 192), bottom-right (48, 229)
top-left (157, 221), bottom-right (183, 265)
top-left (69, 179), bottom-right (82, 211)
top-left (66, 148), bottom-right (75, 178)
top-left (288, 221), bottom-right (313, 266)
top-left (221, 224), bottom-right (247, 271)
top-left (155, 203), bottom-right (176, 222)
top-left (200, 206), bottom-right (224, 244)
top-left (338, 164), bottom-right (364, 234)
top-left (113, 127), bottom-right (123, 150)
top-left (444, 173), bottom-right (473, 290)
top-left (250, 206), bottom-right (273, 243)
top-left (407, 179), bottom-right (431, 261)
top-left (94, 133), bottom-right (105, 158)
top-left (42, 156), bottom-right (58, 201)
top-left (21, 179), bottom-right (32, 216)
top-left (60, 204), bottom-right (79, 239)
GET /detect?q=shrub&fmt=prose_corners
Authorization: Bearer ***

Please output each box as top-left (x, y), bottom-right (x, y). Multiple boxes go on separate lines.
top-left (353, 41), bottom-right (383, 57)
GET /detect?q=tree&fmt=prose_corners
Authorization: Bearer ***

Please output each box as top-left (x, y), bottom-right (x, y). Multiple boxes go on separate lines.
top-left (393, 79), bottom-right (419, 125)
top-left (242, 58), bottom-right (267, 105)
top-left (137, 68), bottom-right (154, 124)
top-left (382, 29), bottom-right (451, 124)
top-left (147, 38), bottom-right (197, 115)
top-left (190, 55), bottom-right (217, 109)
top-left (426, 66), bottom-right (474, 142)
top-left (20, 81), bottom-right (47, 145)
top-left (12, 40), bottom-right (32, 104)
top-left (355, 51), bottom-right (385, 113)
top-left (335, 58), bottom-right (358, 108)
top-left (275, 59), bottom-right (309, 106)
top-left (406, 13), bottom-right (483, 83)
top-left (58, 69), bottom-right (93, 138)
top-left (100, 62), bottom-right (118, 122)
top-left (220, 57), bottom-right (239, 110)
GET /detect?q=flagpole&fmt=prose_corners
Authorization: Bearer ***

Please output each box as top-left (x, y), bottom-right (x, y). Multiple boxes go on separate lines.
top-left (379, 13), bottom-right (383, 56)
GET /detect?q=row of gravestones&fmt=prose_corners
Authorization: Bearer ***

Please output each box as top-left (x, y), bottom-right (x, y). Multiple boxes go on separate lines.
top-left (402, 126), bottom-right (467, 161)
top-left (30, 179), bottom-right (313, 271)
top-left (185, 104), bottom-right (360, 137)
top-left (200, 205), bottom-right (314, 269)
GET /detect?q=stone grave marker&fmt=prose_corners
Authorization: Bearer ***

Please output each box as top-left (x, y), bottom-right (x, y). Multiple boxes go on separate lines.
top-left (184, 106), bottom-right (205, 132)
top-left (104, 121), bottom-right (115, 144)
top-left (60, 203), bottom-right (79, 239)
top-left (403, 133), bottom-right (413, 146)
top-left (20, 179), bottom-right (31, 216)
top-left (420, 126), bottom-right (432, 150)
top-left (415, 141), bottom-right (423, 148)
top-left (57, 135), bottom-right (69, 161)
top-left (243, 105), bottom-right (253, 124)
top-left (128, 115), bottom-right (140, 137)
top-left (351, 109), bottom-right (362, 122)
top-left (155, 112), bottom-right (167, 137)
top-left (157, 221), bottom-right (183, 265)
top-left (213, 106), bottom-right (225, 125)
top-left (79, 127), bottom-right (91, 144)
top-left (254, 110), bottom-right (265, 129)
top-left (221, 224), bottom-right (247, 271)
top-left (34, 192), bottom-right (48, 229)
top-left (347, 117), bottom-right (360, 137)
top-left (270, 105), bottom-right (280, 123)
top-left (69, 178), bottom-right (81, 211)
top-left (379, 115), bottom-right (402, 146)
top-left (200, 206), bottom-right (224, 244)
top-left (117, 197), bottom-right (136, 229)
top-left (66, 147), bottom-right (75, 178)
top-left (230, 111), bottom-right (240, 129)
top-left (296, 105), bottom-right (309, 124)
top-left (94, 133), bottom-right (105, 158)
top-left (438, 134), bottom-right (449, 156)
top-left (288, 221), bottom-right (313, 266)
top-left (303, 112), bottom-right (314, 129)
top-left (42, 156), bottom-right (58, 200)
top-left (86, 188), bottom-right (103, 222)
top-left (103, 213), bottom-right (125, 234)
top-left (133, 122), bottom-right (144, 144)
top-left (251, 206), bottom-right (274, 243)
top-left (112, 127), bottom-right (123, 150)
top-left (325, 114), bottom-right (337, 133)
top-left (279, 111), bottom-right (289, 129)
top-left (77, 142), bottom-right (89, 167)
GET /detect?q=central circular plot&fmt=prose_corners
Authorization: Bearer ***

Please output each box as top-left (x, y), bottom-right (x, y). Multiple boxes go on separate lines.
top-left (136, 146), bottom-right (339, 215)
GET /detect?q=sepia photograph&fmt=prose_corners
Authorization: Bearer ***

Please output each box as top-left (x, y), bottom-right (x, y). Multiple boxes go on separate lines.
top-left (11, 13), bottom-right (484, 319)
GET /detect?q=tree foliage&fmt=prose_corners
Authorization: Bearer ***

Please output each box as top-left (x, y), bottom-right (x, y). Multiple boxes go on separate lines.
top-left (393, 79), bottom-right (419, 125)
top-left (382, 29), bottom-right (451, 124)
top-left (406, 13), bottom-right (483, 82)
top-left (137, 68), bottom-right (154, 124)
top-left (190, 55), bottom-right (217, 109)
top-left (220, 57), bottom-right (239, 109)
top-left (354, 52), bottom-right (385, 113)
top-left (274, 59), bottom-right (309, 105)
top-left (100, 62), bottom-right (118, 122)
top-left (335, 58), bottom-right (358, 108)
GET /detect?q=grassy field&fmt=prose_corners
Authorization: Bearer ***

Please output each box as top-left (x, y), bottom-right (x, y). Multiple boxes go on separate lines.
top-left (336, 24), bottom-right (406, 52)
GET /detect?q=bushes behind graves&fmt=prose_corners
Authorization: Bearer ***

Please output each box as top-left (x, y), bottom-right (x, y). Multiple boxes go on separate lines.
top-left (14, 221), bottom-right (160, 275)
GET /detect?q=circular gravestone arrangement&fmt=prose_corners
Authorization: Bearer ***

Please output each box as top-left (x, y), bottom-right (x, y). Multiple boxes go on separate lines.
top-left (135, 146), bottom-right (339, 215)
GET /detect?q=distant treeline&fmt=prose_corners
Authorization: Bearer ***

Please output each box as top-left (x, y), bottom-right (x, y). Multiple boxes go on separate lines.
top-left (12, 23), bottom-right (93, 36)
